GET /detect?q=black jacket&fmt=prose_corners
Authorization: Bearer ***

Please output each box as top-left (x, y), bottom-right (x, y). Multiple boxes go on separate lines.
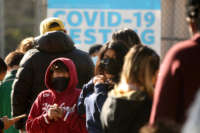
top-left (100, 90), bottom-right (152, 133)
top-left (11, 31), bottom-right (94, 129)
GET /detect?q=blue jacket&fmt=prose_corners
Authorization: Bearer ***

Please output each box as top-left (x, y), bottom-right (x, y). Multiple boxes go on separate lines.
top-left (77, 79), bottom-right (108, 133)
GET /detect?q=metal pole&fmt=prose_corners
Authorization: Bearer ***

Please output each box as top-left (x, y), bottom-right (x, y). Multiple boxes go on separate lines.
top-left (0, 0), bottom-right (5, 58)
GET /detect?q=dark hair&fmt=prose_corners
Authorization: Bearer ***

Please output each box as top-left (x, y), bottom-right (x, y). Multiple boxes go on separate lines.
top-left (0, 57), bottom-right (7, 74)
top-left (89, 44), bottom-right (102, 55)
top-left (95, 40), bottom-right (128, 76)
top-left (112, 28), bottom-right (141, 49)
top-left (50, 60), bottom-right (68, 72)
top-left (5, 51), bottom-right (24, 68)
top-left (186, 0), bottom-right (200, 31)
top-left (186, 3), bottom-right (200, 17)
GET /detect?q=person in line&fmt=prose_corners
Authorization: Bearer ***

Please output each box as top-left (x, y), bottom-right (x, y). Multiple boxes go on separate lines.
top-left (26, 58), bottom-right (87, 133)
top-left (12, 17), bottom-right (94, 132)
top-left (0, 115), bottom-right (26, 133)
top-left (150, 0), bottom-right (200, 125)
top-left (101, 45), bottom-right (160, 133)
top-left (77, 41), bottom-right (128, 133)
top-left (0, 51), bottom-right (24, 133)
top-left (0, 57), bottom-right (7, 81)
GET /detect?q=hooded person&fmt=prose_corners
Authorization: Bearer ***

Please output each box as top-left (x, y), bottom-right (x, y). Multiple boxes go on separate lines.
top-left (12, 30), bottom-right (94, 130)
top-left (26, 58), bottom-right (87, 133)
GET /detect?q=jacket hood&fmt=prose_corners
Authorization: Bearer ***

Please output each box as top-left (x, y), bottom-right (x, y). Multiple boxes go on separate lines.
top-left (109, 88), bottom-right (149, 101)
top-left (35, 31), bottom-right (75, 53)
top-left (101, 88), bottom-right (152, 133)
top-left (45, 57), bottom-right (78, 95)
top-left (109, 82), bottom-right (149, 101)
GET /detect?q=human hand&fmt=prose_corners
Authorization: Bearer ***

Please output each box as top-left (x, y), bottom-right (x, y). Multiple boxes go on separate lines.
top-left (47, 104), bottom-right (64, 121)
top-left (93, 75), bottom-right (106, 85)
top-left (2, 114), bottom-right (26, 130)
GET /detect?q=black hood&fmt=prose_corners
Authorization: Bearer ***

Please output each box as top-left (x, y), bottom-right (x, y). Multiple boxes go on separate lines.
top-left (35, 31), bottom-right (75, 53)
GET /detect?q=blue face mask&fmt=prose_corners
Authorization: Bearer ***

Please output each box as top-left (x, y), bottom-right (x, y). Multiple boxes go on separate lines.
top-left (92, 56), bottom-right (98, 65)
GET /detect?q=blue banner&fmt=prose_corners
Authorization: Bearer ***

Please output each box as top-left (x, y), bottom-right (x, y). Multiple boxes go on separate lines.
top-left (48, 0), bottom-right (161, 54)
top-left (48, 0), bottom-right (160, 10)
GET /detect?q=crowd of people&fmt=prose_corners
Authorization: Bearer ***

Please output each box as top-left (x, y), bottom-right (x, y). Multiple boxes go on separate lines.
top-left (1, 0), bottom-right (200, 133)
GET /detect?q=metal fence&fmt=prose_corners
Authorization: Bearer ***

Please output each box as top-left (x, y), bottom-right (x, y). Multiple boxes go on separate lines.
top-left (161, 0), bottom-right (190, 59)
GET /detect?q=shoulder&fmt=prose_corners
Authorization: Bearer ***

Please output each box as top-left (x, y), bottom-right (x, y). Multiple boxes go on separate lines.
top-left (83, 79), bottom-right (94, 91)
top-left (165, 39), bottom-right (197, 60)
top-left (73, 48), bottom-right (91, 59)
top-left (0, 77), bottom-right (14, 91)
top-left (74, 88), bottom-right (81, 95)
top-left (0, 80), bottom-right (12, 89)
top-left (96, 92), bottom-right (107, 103)
top-left (20, 49), bottom-right (39, 66)
top-left (161, 39), bottom-right (199, 72)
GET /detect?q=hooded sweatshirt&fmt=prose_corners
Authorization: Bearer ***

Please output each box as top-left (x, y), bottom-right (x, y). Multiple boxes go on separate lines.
top-left (12, 31), bottom-right (94, 129)
top-left (100, 88), bottom-right (152, 133)
top-left (26, 58), bottom-right (87, 133)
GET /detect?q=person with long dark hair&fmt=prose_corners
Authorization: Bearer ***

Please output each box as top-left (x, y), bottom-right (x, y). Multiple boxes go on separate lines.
top-left (77, 40), bottom-right (128, 133)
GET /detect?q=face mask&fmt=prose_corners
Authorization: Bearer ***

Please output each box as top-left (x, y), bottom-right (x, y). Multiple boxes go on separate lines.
top-left (100, 58), bottom-right (121, 75)
top-left (92, 56), bottom-right (98, 65)
top-left (52, 77), bottom-right (70, 92)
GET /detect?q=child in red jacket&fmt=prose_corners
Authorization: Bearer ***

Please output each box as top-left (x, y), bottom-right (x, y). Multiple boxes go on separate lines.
top-left (26, 58), bottom-right (87, 133)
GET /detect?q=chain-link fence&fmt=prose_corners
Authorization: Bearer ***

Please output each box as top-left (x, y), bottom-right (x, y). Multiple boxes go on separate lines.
top-left (161, 0), bottom-right (190, 59)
